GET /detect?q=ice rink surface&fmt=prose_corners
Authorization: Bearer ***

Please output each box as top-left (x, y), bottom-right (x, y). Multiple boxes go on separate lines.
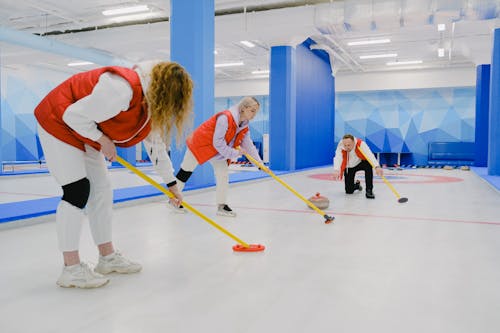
top-left (1, 166), bottom-right (500, 333)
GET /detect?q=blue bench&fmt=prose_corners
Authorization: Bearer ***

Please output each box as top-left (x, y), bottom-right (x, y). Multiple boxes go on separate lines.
top-left (428, 142), bottom-right (475, 166)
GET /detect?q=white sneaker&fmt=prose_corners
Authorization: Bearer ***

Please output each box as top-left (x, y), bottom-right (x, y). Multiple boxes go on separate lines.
top-left (94, 251), bottom-right (142, 275)
top-left (217, 204), bottom-right (237, 217)
top-left (168, 201), bottom-right (187, 214)
top-left (56, 262), bottom-right (109, 289)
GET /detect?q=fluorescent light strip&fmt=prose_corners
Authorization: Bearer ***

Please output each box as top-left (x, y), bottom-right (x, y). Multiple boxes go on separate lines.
top-left (359, 53), bottom-right (397, 59)
top-left (251, 74), bottom-right (269, 79)
top-left (67, 61), bottom-right (94, 67)
top-left (386, 60), bottom-right (423, 66)
top-left (252, 70), bottom-right (270, 74)
top-left (348, 38), bottom-right (391, 46)
top-left (102, 5), bottom-right (149, 16)
top-left (240, 40), bottom-right (255, 48)
top-left (110, 12), bottom-right (156, 23)
top-left (215, 62), bottom-right (244, 68)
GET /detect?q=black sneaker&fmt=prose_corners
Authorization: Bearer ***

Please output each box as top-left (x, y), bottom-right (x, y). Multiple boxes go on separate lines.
top-left (355, 180), bottom-right (363, 192)
top-left (217, 204), bottom-right (236, 217)
top-left (168, 201), bottom-right (187, 214)
top-left (365, 191), bottom-right (375, 199)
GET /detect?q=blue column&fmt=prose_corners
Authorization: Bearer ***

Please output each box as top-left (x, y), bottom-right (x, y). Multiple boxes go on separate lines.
top-left (115, 146), bottom-right (136, 166)
top-left (489, 29), bottom-right (500, 175)
top-left (0, 50), bottom-right (3, 173)
top-left (294, 41), bottom-right (335, 169)
top-left (475, 64), bottom-right (490, 167)
top-left (269, 46), bottom-right (296, 171)
top-left (170, 0), bottom-right (215, 188)
top-left (269, 42), bottom-right (335, 171)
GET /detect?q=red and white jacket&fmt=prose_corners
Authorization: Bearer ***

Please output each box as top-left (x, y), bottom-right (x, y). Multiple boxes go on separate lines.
top-left (34, 61), bottom-right (177, 184)
top-left (34, 66), bottom-right (150, 152)
top-left (333, 137), bottom-right (379, 179)
top-left (187, 107), bottom-right (262, 165)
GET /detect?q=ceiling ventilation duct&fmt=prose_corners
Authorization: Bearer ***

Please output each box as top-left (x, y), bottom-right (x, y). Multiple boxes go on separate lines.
top-left (432, 0), bottom-right (499, 23)
top-left (315, 0), bottom-right (498, 34)
top-left (342, 0), bottom-right (401, 32)
top-left (432, 0), bottom-right (466, 24)
top-left (0, 26), bottom-right (132, 67)
top-left (400, 0), bottom-right (435, 27)
top-left (463, 0), bottom-right (499, 20)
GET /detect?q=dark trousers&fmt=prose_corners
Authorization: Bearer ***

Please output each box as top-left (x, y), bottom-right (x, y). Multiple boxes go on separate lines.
top-left (344, 160), bottom-right (373, 193)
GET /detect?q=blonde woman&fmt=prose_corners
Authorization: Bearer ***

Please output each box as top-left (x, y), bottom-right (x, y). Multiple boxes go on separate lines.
top-left (174, 96), bottom-right (265, 217)
top-left (34, 61), bottom-right (193, 288)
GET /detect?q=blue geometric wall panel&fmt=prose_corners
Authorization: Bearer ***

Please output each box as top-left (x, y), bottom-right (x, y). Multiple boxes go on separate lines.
top-left (336, 87), bottom-right (475, 165)
top-left (1, 67), bottom-right (69, 164)
top-left (15, 114), bottom-right (38, 160)
top-left (2, 63), bottom-right (475, 169)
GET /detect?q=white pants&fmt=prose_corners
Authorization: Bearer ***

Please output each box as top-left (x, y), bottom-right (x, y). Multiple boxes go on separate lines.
top-left (179, 148), bottom-right (229, 205)
top-left (38, 125), bottom-right (113, 252)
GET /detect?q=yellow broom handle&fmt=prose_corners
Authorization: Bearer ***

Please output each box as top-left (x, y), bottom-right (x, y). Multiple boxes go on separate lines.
top-left (356, 146), bottom-right (402, 199)
top-left (115, 156), bottom-right (250, 248)
top-left (238, 149), bottom-right (329, 217)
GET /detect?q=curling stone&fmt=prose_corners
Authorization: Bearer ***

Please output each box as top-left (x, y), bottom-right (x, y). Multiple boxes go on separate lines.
top-left (308, 192), bottom-right (329, 210)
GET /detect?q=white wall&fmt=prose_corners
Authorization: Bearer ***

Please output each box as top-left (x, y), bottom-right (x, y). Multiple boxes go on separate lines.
top-left (214, 67), bottom-right (477, 97)
top-left (215, 78), bottom-right (269, 97)
top-left (335, 67), bottom-right (477, 92)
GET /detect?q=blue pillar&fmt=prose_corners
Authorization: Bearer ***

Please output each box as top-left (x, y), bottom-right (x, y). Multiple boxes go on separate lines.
top-left (269, 42), bottom-right (335, 171)
top-left (294, 41), bottom-right (335, 169)
top-left (170, 0), bottom-right (215, 188)
top-left (475, 64), bottom-right (490, 167)
top-left (112, 146), bottom-right (136, 167)
top-left (0, 49), bottom-right (3, 173)
top-left (269, 46), bottom-right (296, 171)
top-left (489, 29), bottom-right (500, 175)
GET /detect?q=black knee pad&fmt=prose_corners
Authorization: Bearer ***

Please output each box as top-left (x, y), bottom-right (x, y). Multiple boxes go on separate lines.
top-left (62, 178), bottom-right (90, 209)
top-left (176, 168), bottom-right (192, 183)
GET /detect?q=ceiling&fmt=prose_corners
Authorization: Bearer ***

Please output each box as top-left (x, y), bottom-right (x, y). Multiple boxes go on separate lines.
top-left (1, 0), bottom-right (500, 81)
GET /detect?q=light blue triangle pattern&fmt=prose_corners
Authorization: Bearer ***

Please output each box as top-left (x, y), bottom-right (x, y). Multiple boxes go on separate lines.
top-left (335, 87), bottom-right (475, 165)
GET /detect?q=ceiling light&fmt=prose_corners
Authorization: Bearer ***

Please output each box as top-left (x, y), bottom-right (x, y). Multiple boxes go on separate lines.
top-left (109, 13), bottom-right (156, 23)
top-left (386, 60), bottom-right (423, 66)
top-left (438, 48), bottom-right (445, 57)
top-left (102, 5), bottom-right (149, 16)
top-left (359, 53), bottom-right (397, 59)
top-left (240, 40), bottom-right (255, 48)
top-left (251, 74), bottom-right (270, 79)
top-left (252, 70), bottom-right (270, 74)
top-left (348, 39), bottom-right (391, 46)
top-left (214, 50), bottom-right (218, 55)
top-left (437, 23), bottom-right (446, 31)
top-left (215, 62), bottom-right (244, 68)
top-left (67, 61), bottom-right (94, 67)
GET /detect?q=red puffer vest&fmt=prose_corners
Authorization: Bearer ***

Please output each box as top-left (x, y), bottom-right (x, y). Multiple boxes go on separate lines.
top-left (339, 138), bottom-right (366, 179)
top-left (186, 110), bottom-right (248, 164)
top-left (34, 66), bottom-right (150, 152)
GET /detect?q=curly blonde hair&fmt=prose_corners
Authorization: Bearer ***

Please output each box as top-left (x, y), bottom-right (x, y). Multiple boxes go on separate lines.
top-left (146, 62), bottom-right (193, 144)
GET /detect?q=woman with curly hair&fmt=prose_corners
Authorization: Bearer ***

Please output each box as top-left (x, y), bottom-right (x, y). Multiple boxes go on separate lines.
top-left (34, 61), bottom-right (193, 288)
